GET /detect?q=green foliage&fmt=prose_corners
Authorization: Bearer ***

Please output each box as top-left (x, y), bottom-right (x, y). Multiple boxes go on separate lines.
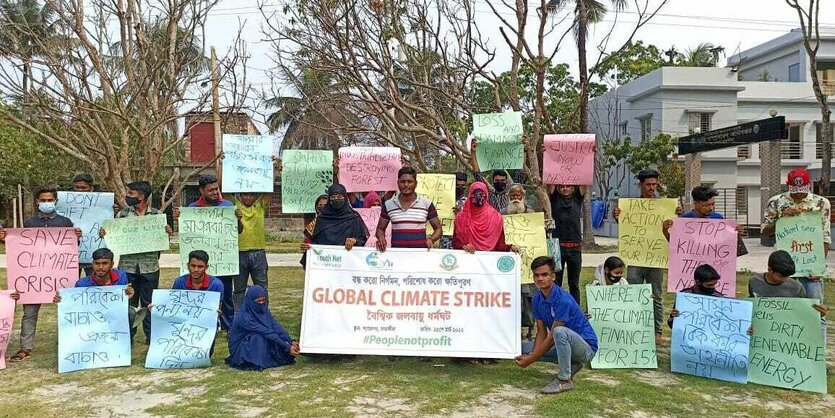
top-left (593, 41), bottom-right (665, 84)
top-left (658, 161), bottom-right (685, 198)
top-left (626, 132), bottom-right (677, 174)
top-left (0, 105), bottom-right (75, 200)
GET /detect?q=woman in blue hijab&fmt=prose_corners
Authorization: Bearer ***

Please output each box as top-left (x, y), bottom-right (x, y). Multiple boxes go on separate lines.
top-left (226, 285), bottom-right (299, 370)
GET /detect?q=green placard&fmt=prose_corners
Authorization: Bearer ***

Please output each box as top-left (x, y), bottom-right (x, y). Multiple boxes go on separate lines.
top-left (102, 214), bottom-right (169, 255)
top-left (774, 212), bottom-right (826, 277)
top-left (178, 207), bottom-right (239, 277)
top-left (747, 297), bottom-right (827, 394)
top-left (587, 284), bottom-right (657, 369)
top-left (281, 150), bottom-right (333, 213)
top-left (472, 112), bottom-right (524, 171)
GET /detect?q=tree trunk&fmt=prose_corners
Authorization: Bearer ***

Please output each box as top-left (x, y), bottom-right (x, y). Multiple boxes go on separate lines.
top-left (576, 1), bottom-right (596, 246)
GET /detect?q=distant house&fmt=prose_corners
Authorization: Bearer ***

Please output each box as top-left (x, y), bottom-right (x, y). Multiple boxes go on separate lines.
top-left (589, 28), bottom-right (835, 237)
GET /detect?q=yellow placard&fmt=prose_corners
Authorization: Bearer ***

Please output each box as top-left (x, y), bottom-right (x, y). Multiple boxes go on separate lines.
top-left (416, 174), bottom-right (456, 236)
top-left (503, 212), bottom-right (548, 284)
top-left (617, 198), bottom-right (677, 268)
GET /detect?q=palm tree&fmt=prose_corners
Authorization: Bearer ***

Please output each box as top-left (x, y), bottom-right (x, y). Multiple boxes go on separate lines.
top-left (0, 0), bottom-right (58, 113)
top-left (676, 43), bottom-right (717, 67)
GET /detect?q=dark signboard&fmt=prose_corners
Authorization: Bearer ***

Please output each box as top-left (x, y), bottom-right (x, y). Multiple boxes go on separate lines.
top-left (678, 116), bottom-right (787, 155)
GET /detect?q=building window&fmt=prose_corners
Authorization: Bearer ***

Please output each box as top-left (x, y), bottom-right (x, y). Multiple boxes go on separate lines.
top-left (788, 63), bottom-right (801, 82)
top-left (780, 123), bottom-right (803, 159)
top-left (640, 117), bottom-right (651, 141)
top-left (620, 122), bottom-right (628, 136)
top-left (688, 112), bottom-right (712, 134)
top-left (738, 145), bottom-right (751, 159)
top-left (815, 122), bottom-right (835, 159)
top-left (735, 187), bottom-right (748, 215)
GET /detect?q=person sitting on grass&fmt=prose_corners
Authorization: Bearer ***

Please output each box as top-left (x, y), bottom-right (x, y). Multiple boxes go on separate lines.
top-left (592, 256), bottom-right (628, 286)
top-left (668, 264), bottom-right (726, 328)
top-left (54, 248), bottom-right (137, 344)
top-left (516, 256), bottom-right (598, 395)
top-left (226, 285), bottom-right (300, 370)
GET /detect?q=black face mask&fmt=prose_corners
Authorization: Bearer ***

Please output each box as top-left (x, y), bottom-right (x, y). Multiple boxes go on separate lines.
top-left (608, 275), bottom-right (623, 283)
top-left (125, 196), bottom-right (140, 207)
top-left (330, 200), bottom-right (347, 210)
top-left (456, 187), bottom-right (467, 197)
top-left (696, 283), bottom-right (713, 294)
top-left (493, 182), bottom-right (507, 192)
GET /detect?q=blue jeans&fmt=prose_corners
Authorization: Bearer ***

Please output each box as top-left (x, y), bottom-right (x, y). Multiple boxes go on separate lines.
top-left (217, 275), bottom-right (236, 331)
top-left (522, 327), bottom-right (596, 381)
top-left (799, 277), bottom-right (827, 338)
top-left (234, 250), bottom-right (269, 309)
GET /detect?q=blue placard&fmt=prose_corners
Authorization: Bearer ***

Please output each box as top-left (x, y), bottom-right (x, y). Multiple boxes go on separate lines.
top-left (57, 285), bottom-right (131, 373)
top-left (145, 289), bottom-right (220, 369)
top-left (671, 292), bottom-right (752, 383)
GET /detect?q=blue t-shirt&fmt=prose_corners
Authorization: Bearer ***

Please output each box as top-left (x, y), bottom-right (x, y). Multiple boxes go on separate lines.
top-left (172, 274), bottom-right (225, 298)
top-left (680, 210), bottom-right (724, 219)
top-left (532, 285), bottom-right (598, 352)
top-left (76, 269), bottom-right (129, 287)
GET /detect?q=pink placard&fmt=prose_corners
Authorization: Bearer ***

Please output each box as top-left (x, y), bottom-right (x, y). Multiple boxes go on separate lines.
top-left (543, 134), bottom-right (595, 185)
top-left (356, 207), bottom-right (391, 248)
top-left (667, 218), bottom-right (738, 296)
top-left (5, 228), bottom-right (79, 304)
top-left (339, 147), bottom-right (402, 193)
top-left (0, 291), bottom-right (14, 370)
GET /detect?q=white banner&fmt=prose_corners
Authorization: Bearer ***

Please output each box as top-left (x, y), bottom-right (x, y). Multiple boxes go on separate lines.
top-left (300, 246), bottom-right (521, 358)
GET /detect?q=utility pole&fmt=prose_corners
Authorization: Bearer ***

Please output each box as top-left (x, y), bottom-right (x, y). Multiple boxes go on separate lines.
top-left (211, 47), bottom-right (221, 178)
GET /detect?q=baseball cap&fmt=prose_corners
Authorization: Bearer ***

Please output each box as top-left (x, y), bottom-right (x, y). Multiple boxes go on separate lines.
top-left (787, 168), bottom-right (811, 194)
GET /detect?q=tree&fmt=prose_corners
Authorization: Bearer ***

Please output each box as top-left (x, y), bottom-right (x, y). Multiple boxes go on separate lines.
top-left (675, 42), bottom-right (717, 67)
top-left (593, 40), bottom-right (665, 85)
top-left (0, 0), bottom-right (249, 207)
top-left (786, 0), bottom-right (831, 195)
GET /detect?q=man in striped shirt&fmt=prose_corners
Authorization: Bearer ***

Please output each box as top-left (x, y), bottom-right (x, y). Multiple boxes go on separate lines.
top-left (376, 166), bottom-right (443, 251)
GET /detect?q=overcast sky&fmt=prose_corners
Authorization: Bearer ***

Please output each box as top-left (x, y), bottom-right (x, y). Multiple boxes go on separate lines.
top-left (200, 0), bottom-right (835, 129)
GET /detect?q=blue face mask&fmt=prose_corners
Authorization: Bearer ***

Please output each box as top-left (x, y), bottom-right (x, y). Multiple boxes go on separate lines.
top-left (38, 202), bottom-right (56, 214)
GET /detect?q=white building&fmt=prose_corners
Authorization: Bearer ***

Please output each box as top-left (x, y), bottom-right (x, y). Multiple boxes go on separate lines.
top-left (590, 28), bottom-right (835, 233)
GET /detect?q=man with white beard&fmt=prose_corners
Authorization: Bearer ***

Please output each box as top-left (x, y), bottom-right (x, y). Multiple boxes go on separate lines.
top-left (503, 184), bottom-right (534, 215)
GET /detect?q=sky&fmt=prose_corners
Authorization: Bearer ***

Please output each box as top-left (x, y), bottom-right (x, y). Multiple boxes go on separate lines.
top-left (199, 0), bottom-right (835, 129)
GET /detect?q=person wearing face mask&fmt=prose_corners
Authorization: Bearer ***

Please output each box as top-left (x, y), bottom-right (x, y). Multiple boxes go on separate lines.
top-left (469, 137), bottom-right (515, 213)
top-left (592, 256), bottom-right (628, 286)
top-left (226, 285), bottom-right (299, 370)
top-left (99, 181), bottom-right (172, 344)
top-left (453, 171), bottom-right (469, 213)
top-left (668, 264), bottom-right (726, 328)
top-left (0, 187), bottom-right (82, 363)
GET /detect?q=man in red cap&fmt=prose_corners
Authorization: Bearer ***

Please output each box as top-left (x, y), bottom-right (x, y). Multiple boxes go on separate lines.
top-left (761, 167), bottom-right (830, 303)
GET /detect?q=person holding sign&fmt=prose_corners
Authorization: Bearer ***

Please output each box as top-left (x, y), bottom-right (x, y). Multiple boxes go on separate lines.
top-left (71, 173), bottom-right (95, 192)
top-left (613, 169), bottom-right (669, 343)
top-left (592, 256), bottom-right (628, 287)
top-left (226, 285), bottom-right (299, 371)
top-left (452, 182), bottom-right (517, 254)
top-left (662, 186), bottom-right (744, 239)
top-left (53, 248), bottom-right (137, 343)
top-left (174, 175), bottom-right (243, 331)
top-left (516, 256), bottom-right (598, 394)
top-left (100, 181), bottom-right (172, 344)
top-left (667, 265), bottom-right (726, 328)
top-left (1, 187), bottom-right (82, 363)
top-left (548, 184), bottom-right (589, 304)
top-left (376, 167), bottom-right (443, 251)
top-left (309, 184), bottom-right (369, 251)
top-left (761, 168), bottom-right (830, 303)
top-left (453, 171), bottom-right (469, 213)
top-left (469, 138), bottom-right (512, 214)
top-left (233, 191), bottom-right (270, 310)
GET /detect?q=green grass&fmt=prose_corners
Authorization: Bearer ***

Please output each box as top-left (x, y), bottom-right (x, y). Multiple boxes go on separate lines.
top-left (0, 268), bottom-right (832, 417)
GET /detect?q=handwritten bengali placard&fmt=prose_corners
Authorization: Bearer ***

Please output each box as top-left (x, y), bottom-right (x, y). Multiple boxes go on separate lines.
top-left (102, 214), bottom-right (169, 255)
top-left (356, 207), bottom-right (390, 249)
top-left (472, 112), bottom-right (524, 171)
top-left (300, 246), bottom-right (521, 358)
top-left (281, 150), bottom-right (333, 213)
top-left (221, 134), bottom-right (275, 193)
top-left (588, 284), bottom-right (657, 369)
top-left (747, 297), bottom-right (827, 393)
top-left (338, 147), bottom-right (402, 193)
top-left (5, 228), bottom-right (79, 304)
top-left (57, 285), bottom-right (131, 373)
top-left (542, 134), bottom-right (595, 185)
top-left (0, 291), bottom-right (14, 370)
top-left (671, 293), bottom-right (752, 383)
top-left (668, 219), bottom-right (738, 295)
top-left (618, 198), bottom-right (677, 268)
top-left (416, 174), bottom-right (455, 236)
top-left (56, 191), bottom-right (114, 264)
top-left (774, 213), bottom-right (826, 277)
top-left (145, 289), bottom-right (221, 369)
top-left (502, 213), bottom-right (548, 284)
top-left (178, 207), bottom-right (239, 276)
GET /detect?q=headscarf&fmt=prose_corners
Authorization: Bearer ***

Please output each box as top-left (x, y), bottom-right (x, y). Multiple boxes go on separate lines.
top-left (311, 184), bottom-right (369, 245)
top-left (454, 182), bottom-right (504, 250)
top-left (228, 285), bottom-right (292, 352)
top-left (363, 191), bottom-right (382, 208)
top-left (303, 194), bottom-right (329, 240)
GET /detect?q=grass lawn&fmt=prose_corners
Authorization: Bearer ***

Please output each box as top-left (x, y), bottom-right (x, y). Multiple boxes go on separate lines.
top-left (0, 268), bottom-right (832, 417)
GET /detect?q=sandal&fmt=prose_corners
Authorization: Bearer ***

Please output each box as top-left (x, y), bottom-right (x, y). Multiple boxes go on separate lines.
top-left (9, 349), bottom-right (31, 362)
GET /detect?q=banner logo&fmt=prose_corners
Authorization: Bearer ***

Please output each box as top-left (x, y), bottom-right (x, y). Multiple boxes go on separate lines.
top-left (497, 255), bottom-right (516, 273)
top-left (365, 252), bottom-right (393, 270)
top-left (440, 254), bottom-right (458, 271)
